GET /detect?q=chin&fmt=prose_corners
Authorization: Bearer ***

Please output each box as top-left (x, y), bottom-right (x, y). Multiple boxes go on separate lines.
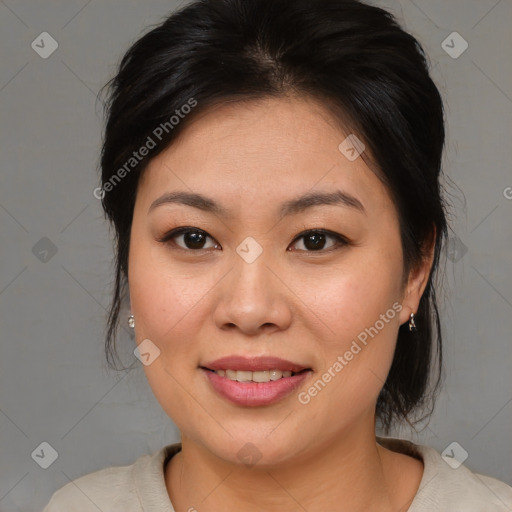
top-left (194, 425), bottom-right (308, 468)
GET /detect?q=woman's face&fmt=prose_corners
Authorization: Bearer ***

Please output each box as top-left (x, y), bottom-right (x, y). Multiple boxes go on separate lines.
top-left (128, 96), bottom-right (423, 465)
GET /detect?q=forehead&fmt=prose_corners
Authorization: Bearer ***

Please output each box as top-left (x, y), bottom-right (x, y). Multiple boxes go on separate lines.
top-left (136, 96), bottom-right (394, 219)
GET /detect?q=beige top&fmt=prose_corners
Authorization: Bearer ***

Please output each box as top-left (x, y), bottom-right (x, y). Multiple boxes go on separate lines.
top-left (43, 437), bottom-right (512, 511)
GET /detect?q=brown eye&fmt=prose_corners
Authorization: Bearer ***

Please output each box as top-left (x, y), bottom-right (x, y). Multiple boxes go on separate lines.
top-left (290, 230), bottom-right (348, 252)
top-left (160, 227), bottom-right (219, 251)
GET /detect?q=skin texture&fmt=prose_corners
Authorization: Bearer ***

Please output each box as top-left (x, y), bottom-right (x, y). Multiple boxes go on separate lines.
top-left (128, 96), bottom-right (433, 511)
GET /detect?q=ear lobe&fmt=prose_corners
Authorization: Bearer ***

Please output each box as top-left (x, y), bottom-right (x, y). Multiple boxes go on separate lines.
top-left (399, 226), bottom-right (436, 324)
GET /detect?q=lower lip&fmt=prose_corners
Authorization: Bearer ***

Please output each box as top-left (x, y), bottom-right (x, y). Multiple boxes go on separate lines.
top-left (202, 369), bottom-right (311, 407)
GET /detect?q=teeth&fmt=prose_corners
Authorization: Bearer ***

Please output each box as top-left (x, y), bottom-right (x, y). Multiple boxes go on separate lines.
top-left (225, 370), bottom-right (237, 380)
top-left (236, 370), bottom-right (252, 382)
top-left (252, 370), bottom-right (270, 382)
top-left (215, 369), bottom-right (297, 382)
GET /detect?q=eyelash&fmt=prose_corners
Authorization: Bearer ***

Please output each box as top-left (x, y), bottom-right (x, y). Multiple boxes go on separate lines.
top-left (157, 227), bottom-right (349, 254)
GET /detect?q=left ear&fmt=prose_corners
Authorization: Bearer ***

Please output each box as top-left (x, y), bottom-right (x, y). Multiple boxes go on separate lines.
top-left (399, 226), bottom-right (437, 325)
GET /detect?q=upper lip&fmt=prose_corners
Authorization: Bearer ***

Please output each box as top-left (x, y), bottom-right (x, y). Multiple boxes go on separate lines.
top-left (202, 356), bottom-right (310, 373)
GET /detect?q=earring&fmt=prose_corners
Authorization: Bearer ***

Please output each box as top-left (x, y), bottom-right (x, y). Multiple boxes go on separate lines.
top-left (408, 313), bottom-right (417, 332)
top-left (128, 314), bottom-right (135, 329)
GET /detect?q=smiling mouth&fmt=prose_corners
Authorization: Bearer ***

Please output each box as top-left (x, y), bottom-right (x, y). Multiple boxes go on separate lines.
top-left (201, 368), bottom-right (311, 383)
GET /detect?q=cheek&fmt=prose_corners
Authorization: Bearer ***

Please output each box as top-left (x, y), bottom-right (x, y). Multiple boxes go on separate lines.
top-left (311, 248), bottom-right (404, 344)
top-left (128, 235), bottom-right (212, 336)
top-left (128, 243), bottom-right (218, 432)
top-left (301, 244), bottom-right (404, 408)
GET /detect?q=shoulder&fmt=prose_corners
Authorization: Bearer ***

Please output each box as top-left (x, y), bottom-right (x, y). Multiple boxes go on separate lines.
top-left (412, 446), bottom-right (512, 512)
top-left (42, 463), bottom-right (138, 512)
top-left (378, 436), bottom-right (512, 511)
top-left (42, 444), bottom-right (181, 512)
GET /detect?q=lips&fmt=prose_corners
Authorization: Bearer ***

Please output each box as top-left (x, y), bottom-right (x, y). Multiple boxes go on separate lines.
top-left (202, 355), bottom-right (310, 373)
top-left (200, 356), bottom-right (312, 406)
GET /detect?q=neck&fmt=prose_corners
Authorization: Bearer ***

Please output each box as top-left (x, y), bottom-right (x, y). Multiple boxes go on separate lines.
top-left (165, 422), bottom-right (421, 511)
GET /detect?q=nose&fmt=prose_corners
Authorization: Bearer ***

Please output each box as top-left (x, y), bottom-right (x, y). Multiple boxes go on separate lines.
top-left (212, 251), bottom-right (293, 337)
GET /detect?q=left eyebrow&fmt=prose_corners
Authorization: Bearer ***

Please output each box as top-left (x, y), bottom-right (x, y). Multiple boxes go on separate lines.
top-left (278, 190), bottom-right (366, 217)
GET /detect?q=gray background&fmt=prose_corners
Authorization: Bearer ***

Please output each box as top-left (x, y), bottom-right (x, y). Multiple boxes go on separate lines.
top-left (0, 0), bottom-right (511, 510)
